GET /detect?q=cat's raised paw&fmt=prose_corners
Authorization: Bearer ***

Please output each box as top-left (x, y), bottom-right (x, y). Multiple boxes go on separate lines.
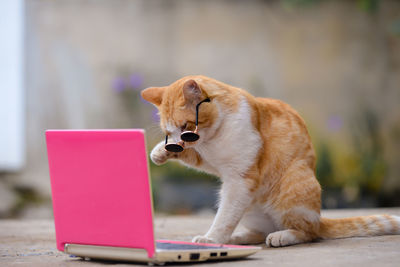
top-left (150, 141), bottom-right (173, 165)
top-left (192, 235), bottom-right (216, 244)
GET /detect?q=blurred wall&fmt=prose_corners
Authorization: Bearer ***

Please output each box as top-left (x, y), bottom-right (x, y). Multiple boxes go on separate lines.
top-left (0, 0), bottom-right (399, 218)
top-left (0, 0), bottom-right (25, 171)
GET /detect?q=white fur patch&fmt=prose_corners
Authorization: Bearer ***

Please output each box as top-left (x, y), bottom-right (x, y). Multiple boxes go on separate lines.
top-left (241, 204), bottom-right (277, 235)
top-left (195, 96), bottom-right (262, 178)
top-left (165, 121), bottom-right (181, 143)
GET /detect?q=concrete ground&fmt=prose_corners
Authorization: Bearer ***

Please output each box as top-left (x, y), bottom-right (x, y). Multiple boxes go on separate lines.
top-left (1, 208), bottom-right (400, 267)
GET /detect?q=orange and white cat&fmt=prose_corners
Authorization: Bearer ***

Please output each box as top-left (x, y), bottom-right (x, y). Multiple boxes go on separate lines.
top-left (141, 75), bottom-right (400, 247)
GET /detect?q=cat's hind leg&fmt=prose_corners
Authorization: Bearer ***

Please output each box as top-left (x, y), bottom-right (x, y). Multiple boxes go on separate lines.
top-left (265, 208), bottom-right (319, 247)
top-left (265, 205), bottom-right (320, 247)
top-left (265, 162), bottom-right (322, 247)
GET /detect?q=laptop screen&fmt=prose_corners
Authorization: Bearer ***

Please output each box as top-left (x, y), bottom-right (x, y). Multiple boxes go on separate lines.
top-left (46, 130), bottom-right (156, 258)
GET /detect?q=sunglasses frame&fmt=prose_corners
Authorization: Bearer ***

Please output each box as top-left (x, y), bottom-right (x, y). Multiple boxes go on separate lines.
top-left (165, 98), bottom-right (210, 153)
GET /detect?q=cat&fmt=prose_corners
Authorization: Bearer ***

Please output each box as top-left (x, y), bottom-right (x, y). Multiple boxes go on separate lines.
top-left (141, 75), bottom-right (400, 247)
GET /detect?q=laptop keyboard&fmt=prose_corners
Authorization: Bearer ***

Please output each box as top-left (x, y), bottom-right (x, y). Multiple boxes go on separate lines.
top-left (156, 241), bottom-right (224, 250)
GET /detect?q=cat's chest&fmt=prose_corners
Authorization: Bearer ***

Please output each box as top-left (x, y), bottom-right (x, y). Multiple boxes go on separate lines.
top-left (196, 98), bottom-right (262, 176)
top-left (197, 139), bottom-right (243, 168)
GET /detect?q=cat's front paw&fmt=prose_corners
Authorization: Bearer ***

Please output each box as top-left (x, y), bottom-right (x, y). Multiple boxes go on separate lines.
top-left (192, 235), bottom-right (217, 244)
top-left (150, 141), bottom-right (174, 165)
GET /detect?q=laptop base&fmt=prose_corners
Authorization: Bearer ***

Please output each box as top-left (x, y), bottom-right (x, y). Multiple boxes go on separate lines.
top-left (65, 242), bottom-right (261, 264)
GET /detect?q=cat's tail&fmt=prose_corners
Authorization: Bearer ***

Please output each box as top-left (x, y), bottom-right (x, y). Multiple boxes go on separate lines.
top-left (319, 214), bottom-right (400, 239)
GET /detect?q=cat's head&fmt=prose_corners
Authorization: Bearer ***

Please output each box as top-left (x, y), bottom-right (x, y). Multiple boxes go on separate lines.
top-left (141, 76), bottom-right (219, 147)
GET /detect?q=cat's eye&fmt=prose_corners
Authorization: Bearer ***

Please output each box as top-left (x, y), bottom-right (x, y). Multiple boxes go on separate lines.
top-left (180, 122), bottom-right (199, 142)
top-left (165, 98), bottom-right (210, 152)
top-left (181, 130), bottom-right (200, 142)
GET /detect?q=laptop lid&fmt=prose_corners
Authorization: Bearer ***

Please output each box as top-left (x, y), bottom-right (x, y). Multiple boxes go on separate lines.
top-left (46, 129), bottom-right (155, 258)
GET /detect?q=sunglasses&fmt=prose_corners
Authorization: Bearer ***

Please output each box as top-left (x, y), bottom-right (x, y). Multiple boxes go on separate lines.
top-left (165, 98), bottom-right (211, 152)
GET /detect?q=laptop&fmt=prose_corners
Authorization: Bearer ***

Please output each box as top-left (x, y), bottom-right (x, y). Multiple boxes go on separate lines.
top-left (45, 129), bottom-right (261, 264)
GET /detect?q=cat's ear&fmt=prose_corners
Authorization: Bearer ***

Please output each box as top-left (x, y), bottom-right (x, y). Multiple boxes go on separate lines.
top-left (183, 79), bottom-right (204, 104)
top-left (141, 87), bottom-right (166, 106)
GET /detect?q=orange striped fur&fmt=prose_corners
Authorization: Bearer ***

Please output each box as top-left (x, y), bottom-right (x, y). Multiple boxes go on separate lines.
top-left (141, 75), bottom-right (400, 247)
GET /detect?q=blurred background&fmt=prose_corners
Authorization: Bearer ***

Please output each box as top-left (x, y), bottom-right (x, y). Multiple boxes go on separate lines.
top-left (0, 0), bottom-right (399, 219)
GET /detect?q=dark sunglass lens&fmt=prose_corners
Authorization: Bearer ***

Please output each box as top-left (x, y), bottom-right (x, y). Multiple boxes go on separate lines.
top-left (181, 132), bottom-right (200, 142)
top-left (165, 143), bottom-right (184, 153)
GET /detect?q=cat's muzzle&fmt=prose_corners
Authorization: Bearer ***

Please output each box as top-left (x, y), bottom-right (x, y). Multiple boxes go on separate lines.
top-left (164, 129), bottom-right (199, 153)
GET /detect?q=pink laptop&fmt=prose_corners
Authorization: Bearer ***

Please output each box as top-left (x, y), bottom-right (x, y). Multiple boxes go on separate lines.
top-left (46, 129), bottom-right (260, 263)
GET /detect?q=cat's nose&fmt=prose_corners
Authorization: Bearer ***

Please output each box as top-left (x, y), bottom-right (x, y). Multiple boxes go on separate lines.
top-left (172, 135), bottom-right (182, 144)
